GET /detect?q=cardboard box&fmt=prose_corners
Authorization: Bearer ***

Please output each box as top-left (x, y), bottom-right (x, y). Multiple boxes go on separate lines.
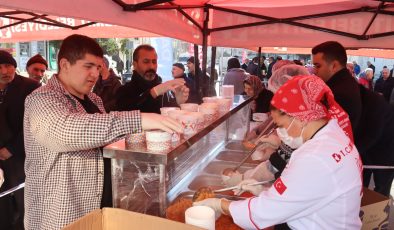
top-left (63, 208), bottom-right (202, 230)
top-left (360, 187), bottom-right (390, 230)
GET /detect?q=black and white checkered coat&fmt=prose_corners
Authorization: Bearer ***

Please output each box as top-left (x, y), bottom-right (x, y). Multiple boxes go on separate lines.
top-left (23, 75), bottom-right (142, 230)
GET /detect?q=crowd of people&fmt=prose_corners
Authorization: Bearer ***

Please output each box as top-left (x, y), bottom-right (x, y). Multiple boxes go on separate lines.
top-left (0, 34), bottom-right (394, 230)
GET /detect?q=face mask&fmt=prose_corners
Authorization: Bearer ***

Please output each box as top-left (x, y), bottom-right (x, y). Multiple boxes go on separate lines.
top-left (276, 118), bottom-right (304, 149)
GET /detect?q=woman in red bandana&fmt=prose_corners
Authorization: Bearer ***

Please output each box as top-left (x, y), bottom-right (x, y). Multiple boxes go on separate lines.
top-left (194, 75), bottom-right (362, 230)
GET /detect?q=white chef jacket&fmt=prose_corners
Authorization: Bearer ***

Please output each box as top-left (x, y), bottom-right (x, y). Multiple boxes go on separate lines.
top-left (230, 119), bottom-right (362, 230)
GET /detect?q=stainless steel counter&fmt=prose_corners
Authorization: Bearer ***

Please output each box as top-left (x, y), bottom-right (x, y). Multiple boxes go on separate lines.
top-left (103, 95), bottom-right (253, 216)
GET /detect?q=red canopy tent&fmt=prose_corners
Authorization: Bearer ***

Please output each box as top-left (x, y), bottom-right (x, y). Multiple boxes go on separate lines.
top-left (0, 9), bottom-right (158, 42)
top-left (1, 0), bottom-right (393, 81)
top-left (1, 0), bottom-right (393, 48)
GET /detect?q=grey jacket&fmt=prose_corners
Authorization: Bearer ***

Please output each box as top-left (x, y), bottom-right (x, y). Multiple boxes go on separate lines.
top-left (223, 68), bottom-right (248, 95)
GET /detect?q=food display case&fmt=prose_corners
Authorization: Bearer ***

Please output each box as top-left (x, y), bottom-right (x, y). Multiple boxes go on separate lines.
top-left (103, 95), bottom-right (273, 217)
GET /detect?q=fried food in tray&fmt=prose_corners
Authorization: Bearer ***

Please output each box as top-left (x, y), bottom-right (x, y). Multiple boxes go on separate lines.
top-left (166, 192), bottom-right (243, 230)
top-left (165, 198), bottom-right (192, 223)
top-left (192, 187), bottom-right (215, 202)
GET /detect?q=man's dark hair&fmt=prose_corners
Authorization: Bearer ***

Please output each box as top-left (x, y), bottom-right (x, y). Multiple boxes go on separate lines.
top-left (57, 34), bottom-right (103, 69)
top-left (133, 44), bottom-right (155, 62)
top-left (227, 57), bottom-right (241, 70)
top-left (312, 41), bottom-right (347, 67)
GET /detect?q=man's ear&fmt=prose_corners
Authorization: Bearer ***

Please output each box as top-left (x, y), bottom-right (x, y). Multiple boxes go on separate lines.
top-left (331, 60), bottom-right (342, 72)
top-left (59, 58), bottom-right (70, 72)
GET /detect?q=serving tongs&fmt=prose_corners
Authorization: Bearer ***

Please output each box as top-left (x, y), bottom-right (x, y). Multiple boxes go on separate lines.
top-left (233, 121), bottom-right (277, 172)
top-left (214, 179), bottom-right (274, 193)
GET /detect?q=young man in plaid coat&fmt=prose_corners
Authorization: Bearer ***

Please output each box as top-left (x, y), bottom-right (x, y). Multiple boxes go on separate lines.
top-left (23, 34), bottom-right (183, 230)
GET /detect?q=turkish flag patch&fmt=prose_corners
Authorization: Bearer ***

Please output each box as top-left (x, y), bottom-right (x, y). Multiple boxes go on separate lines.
top-left (274, 178), bottom-right (287, 195)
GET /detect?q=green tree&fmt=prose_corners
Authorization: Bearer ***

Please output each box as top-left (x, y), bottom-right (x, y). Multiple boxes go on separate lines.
top-left (96, 38), bottom-right (119, 56)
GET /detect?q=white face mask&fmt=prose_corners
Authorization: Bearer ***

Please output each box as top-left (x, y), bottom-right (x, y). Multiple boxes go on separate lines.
top-left (276, 118), bottom-right (304, 149)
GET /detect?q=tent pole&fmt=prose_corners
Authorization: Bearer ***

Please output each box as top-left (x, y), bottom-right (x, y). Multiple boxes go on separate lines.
top-left (257, 47), bottom-right (262, 79)
top-left (193, 44), bottom-right (200, 99)
top-left (201, 6), bottom-right (209, 96)
top-left (210, 46), bottom-right (217, 96)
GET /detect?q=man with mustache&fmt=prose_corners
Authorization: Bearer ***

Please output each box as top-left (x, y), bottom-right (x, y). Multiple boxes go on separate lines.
top-left (0, 50), bottom-right (40, 229)
top-left (26, 54), bottom-right (48, 84)
top-left (116, 44), bottom-right (189, 113)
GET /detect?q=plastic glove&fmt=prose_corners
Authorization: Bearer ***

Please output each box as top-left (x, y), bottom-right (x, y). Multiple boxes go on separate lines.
top-left (244, 130), bottom-right (258, 142)
top-left (243, 161), bottom-right (275, 182)
top-left (0, 168), bottom-right (4, 188)
top-left (174, 85), bottom-right (189, 105)
top-left (251, 134), bottom-right (281, 161)
top-left (233, 179), bottom-right (266, 196)
top-left (141, 113), bottom-right (184, 134)
top-left (193, 198), bottom-right (225, 219)
top-left (256, 133), bottom-right (281, 146)
top-left (152, 79), bottom-right (185, 97)
top-left (221, 170), bottom-right (243, 187)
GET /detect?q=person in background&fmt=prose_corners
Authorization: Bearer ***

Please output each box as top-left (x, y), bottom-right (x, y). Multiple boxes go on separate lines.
top-left (374, 67), bottom-right (394, 102)
top-left (353, 61), bottom-right (361, 76)
top-left (93, 57), bottom-right (121, 112)
top-left (266, 57), bottom-right (276, 79)
top-left (243, 75), bottom-right (272, 114)
top-left (0, 50), bottom-right (40, 230)
top-left (172, 62), bottom-right (186, 79)
top-left (313, 41), bottom-right (394, 197)
top-left (246, 57), bottom-right (259, 76)
top-left (367, 61), bottom-right (376, 75)
top-left (196, 75), bottom-right (362, 230)
top-left (116, 45), bottom-right (189, 113)
top-left (172, 62), bottom-right (199, 103)
top-left (186, 56), bottom-right (215, 100)
top-left (312, 41), bottom-right (361, 135)
top-left (241, 58), bottom-right (250, 71)
top-left (23, 35), bottom-right (183, 230)
top-left (26, 54), bottom-right (48, 84)
top-left (358, 68), bottom-right (374, 90)
top-left (223, 57), bottom-right (248, 95)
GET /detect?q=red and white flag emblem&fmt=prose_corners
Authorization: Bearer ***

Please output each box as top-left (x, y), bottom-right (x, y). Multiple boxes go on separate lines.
top-left (274, 178), bottom-right (287, 195)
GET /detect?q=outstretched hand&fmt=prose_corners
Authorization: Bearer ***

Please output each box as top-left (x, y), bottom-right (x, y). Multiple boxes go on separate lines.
top-left (141, 113), bottom-right (184, 134)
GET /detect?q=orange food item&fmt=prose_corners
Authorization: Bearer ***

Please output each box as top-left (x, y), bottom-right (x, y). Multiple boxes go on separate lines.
top-left (242, 140), bottom-right (256, 150)
top-left (166, 198), bottom-right (192, 223)
top-left (192, 187), bottom-right (215, 202)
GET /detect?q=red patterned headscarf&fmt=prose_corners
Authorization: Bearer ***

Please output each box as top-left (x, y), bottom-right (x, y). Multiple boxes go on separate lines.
top-left (271, 75), bottom-right (353, 142)
top-left (244, 75), bottom-right (263, 98)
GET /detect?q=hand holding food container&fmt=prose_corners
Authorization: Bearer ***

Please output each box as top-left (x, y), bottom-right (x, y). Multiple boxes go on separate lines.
top-left (185, 205), bottom-right (216, 230)
top-left (193, 198), bottom-right (225, 220)
top-left (140, 113), bottom-right (183, 134)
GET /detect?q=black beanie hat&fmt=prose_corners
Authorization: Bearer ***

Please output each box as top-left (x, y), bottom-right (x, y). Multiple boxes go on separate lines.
top-left (26, 54), bottom-right (48, 69)
top-left (187, 56), bottom-right (195, 64)
top-left (172, 62), bottom-right (185, 71)
top-left (0, 50), bottom-right (17, 68)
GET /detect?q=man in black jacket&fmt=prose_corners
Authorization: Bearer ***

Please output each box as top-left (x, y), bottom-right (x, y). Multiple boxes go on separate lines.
top-left (116, 45), bottom-right (189, 113)
top-left (374, 67), bottom-right (394, 102)
top-left (93, 57), bottom-right (121, 112)
top-left (0, 50), bottom-right (40, 229)
top-left (312, 41), bottom-right (394, 197)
